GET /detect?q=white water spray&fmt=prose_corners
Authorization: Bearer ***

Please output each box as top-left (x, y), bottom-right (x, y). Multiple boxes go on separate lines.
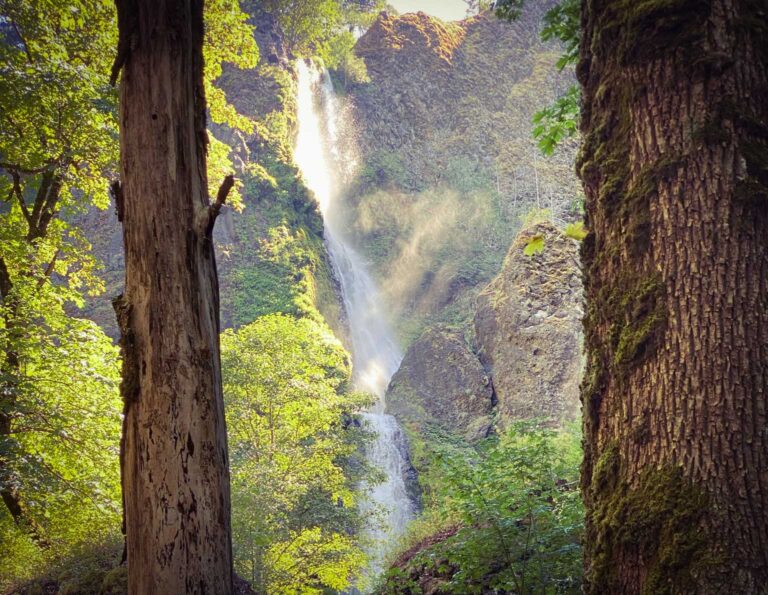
top-left (294, 61), bottom-right (415, 581)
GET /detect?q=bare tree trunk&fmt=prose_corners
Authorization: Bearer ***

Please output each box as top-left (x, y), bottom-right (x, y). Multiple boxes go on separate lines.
top-left (578, 0), bottom-right (768, 592)
top-left (112, 1), bottom-right (234, 592)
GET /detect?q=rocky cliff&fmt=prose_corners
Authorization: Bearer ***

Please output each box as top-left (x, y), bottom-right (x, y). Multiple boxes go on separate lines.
top-left (386, 326), bottom-right (494, 442)
top-left (343, 6), bottom-right (580, 342)
top-left (386, 221), bottom-right (583, 442)
top-left (474, 221), bottom-right (583, 424)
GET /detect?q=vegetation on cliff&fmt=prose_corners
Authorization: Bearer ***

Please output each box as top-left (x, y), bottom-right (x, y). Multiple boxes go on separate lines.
top-left (345, 8), bottom-right (582, 341)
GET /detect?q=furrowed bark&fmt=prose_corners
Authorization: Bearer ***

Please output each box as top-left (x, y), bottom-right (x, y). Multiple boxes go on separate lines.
top-left (578, 0), bottom-right (768, 592)
top-left (113, 0), bottom-right (234, 592)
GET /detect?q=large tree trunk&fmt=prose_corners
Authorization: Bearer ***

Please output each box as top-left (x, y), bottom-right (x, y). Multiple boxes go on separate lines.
top-left (578, 0), bottom-right (768, 592)
top-left (112, 1), bottom-right (233, 593)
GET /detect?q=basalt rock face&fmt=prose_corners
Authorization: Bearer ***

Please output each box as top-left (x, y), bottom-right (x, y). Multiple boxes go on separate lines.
top-left (386, 326), bottom-right (494, 442)
top-left (346, 7), bottom-right (580, 343)
top-left (354, 9), bottom-right (550, 175)
top-left (474, 221), bottom-right (583, 425)
top-left (386, 222), bottom-right (583, 440)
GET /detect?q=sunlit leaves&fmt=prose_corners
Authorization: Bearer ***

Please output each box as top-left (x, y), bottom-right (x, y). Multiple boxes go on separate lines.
top-left (204, 0), bottom-right (259, 130)
top-left (222, 314), bottom-right (373, 593)
top-left (564, 221), bottom-right (587, 241)
top-left (523, 234), bottom-right (545, 256)
top-left (385, 424), bottom-right (583, 593)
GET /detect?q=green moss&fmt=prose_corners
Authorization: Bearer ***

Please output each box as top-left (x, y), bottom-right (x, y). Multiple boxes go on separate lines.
top-left (591, 441), bottom-right (620, 495)
top-left (588, 458), bottom-right (721, 594)
top-left (594, 0), bottom-right (709, 67)
top-left (612, 276), bottom-right (667, 371)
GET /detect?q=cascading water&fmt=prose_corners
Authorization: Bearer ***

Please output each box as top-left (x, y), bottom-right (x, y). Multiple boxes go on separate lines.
top-left (294, 60), bottom-right (415, 581)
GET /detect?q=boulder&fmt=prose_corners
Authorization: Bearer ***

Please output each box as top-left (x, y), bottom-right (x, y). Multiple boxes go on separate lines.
top-left (386, 326), bottom-right (494, 441)
top-left (474, 221), bottom-right (583, 425)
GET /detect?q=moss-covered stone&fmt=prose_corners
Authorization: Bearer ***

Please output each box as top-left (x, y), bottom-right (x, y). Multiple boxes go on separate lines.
top-left (386, 326), bottom-right (494, 442)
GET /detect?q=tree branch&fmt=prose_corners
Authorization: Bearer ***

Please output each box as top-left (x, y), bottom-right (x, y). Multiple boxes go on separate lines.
top-left (198, 175), bottom-right (234, 237)
top-left (8, 171), bottom-right (31, 226)
top-left (37, 249), bottom-right (61, 288)
top-left (28, 174), bottom-right (62, 240)
top-left (0, 162), bottom-right (50, 175)
top-left (0, 255), bottom-right (12, 300)
top-left (110, 0), bottom-right (138, 86)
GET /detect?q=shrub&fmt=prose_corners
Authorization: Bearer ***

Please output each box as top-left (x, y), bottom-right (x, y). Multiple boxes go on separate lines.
top-left (380, 423), bottom-right (584, 594)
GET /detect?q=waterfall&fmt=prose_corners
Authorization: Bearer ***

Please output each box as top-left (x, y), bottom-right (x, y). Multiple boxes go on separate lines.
top-left (294, 61), bottom-right (415, 581)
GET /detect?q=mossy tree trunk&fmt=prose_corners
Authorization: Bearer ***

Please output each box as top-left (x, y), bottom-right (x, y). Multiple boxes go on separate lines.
top-left (578, 0), bottom-right (768, 592)
top-left (112, 1), bottom-right (234, 593)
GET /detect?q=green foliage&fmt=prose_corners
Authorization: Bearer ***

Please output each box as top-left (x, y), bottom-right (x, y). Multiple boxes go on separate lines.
top-left (0, 536), bottom-right (124, 595)
top-left (357, 150), bottom-right (411, 190)
top-left (541, 0), bottom-right (580, 70)
top-left (533, 85), bottom-right (580, 156)
top-left (380, 423), bottom-right (583, 594)
top-left (205, 0), bottom-right (260, 136)
top-left (323, 31), bottom-right (371, 88)
top-left (262, 0), bottom-right (384, 58)
top-left (492, 0), bottom-right (525, 21)
top-left (222, 314), bottom-right (374, 594)
top-left (523, 234), bottom-right (546, 256)
top-left (442, 156), bottom-right (496, 195)
top-left (564, 221), bottom-right (587, 241)
top-left (0, 317), bottom-right (122, 591)
top-left (227, 223), bottom-right (324, 325)
top-left (262, 0), bottom-right (344, 52)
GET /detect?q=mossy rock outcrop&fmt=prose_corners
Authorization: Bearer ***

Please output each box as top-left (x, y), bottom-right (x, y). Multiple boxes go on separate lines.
top-left (386, 326), bottom-right (494, 441)
top-left (474, 221), bottom-right (583, 425)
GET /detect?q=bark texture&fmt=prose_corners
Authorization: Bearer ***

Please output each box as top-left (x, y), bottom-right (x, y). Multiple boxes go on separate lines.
top-left (113, 1), bottom-right (233, 592)
top-left (578, 0), bottom-right (768, 592)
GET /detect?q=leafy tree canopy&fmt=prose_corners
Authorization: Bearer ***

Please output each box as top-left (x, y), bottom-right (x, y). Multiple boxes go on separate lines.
top-left (0, 0), bottom-right (257, 583)
top-left (222, 314), bottom-right (375, 594)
